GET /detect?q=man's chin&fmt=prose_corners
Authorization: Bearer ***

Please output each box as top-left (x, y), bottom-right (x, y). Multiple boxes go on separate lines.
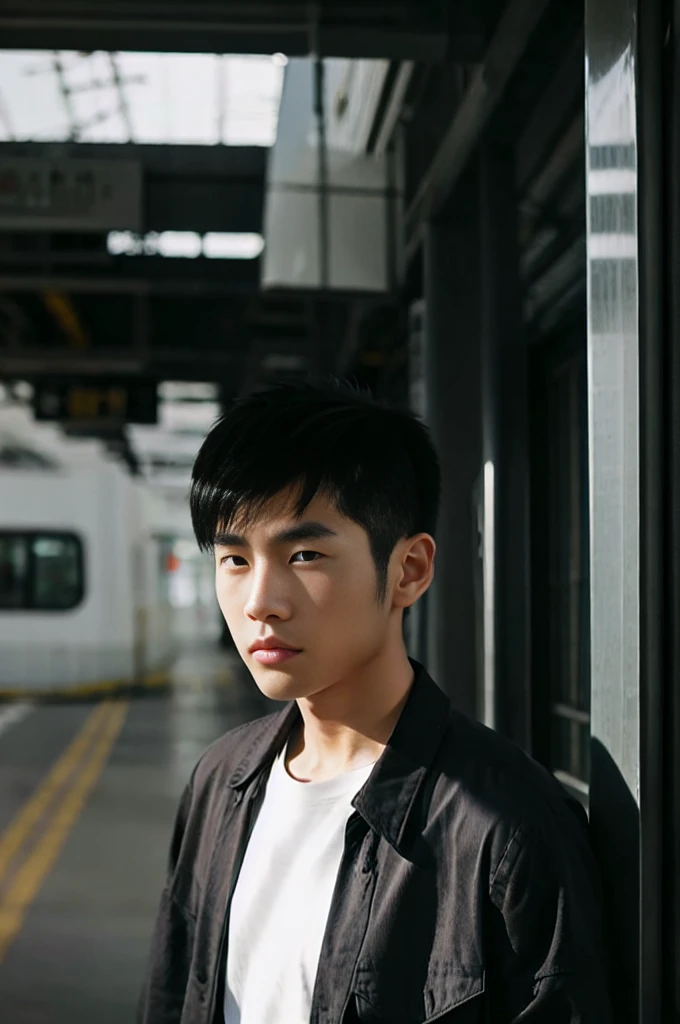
top-left (248, 662), bottom-right (313, 702)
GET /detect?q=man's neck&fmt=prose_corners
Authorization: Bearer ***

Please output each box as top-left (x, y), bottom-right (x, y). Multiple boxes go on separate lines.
top-left (285, 645), bottom-right (415, 783)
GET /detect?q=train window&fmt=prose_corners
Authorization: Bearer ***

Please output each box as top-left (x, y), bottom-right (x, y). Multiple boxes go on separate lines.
top-left (0, 532), bottom-right (84, 611)
top-left (32, 535), bottom-right (83, 610)
top-left (0, 535), bottom-right (28, 608)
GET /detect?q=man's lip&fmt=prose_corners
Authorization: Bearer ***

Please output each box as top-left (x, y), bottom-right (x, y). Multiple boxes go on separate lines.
top-left (248, 638), bottom-right (302, 653)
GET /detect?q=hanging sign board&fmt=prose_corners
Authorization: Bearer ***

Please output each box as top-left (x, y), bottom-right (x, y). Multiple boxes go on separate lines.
top-left (0, 157), bottom-right (142, 232)
top-left (33, 378), bottom-right (157, 425)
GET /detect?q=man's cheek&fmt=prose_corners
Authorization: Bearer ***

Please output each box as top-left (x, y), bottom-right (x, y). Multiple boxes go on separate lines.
top-left (215, 589), bottom-right (230, 619)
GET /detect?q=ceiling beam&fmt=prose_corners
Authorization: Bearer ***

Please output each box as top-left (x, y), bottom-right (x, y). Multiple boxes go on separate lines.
top-left (0, 24), bottom-right (446, 61)
top-left (404, 0), bottom-right (551, 262)
top-left (0, 3), bottom-right (483, 61)
top-left (42, 290), bottom-right (90, 349)
top-left (0, 141), bottom-right (266, 176)
top-left (0, 261), bottom-right (260, 294)
top-left (0, 347), bottom-right (243, 378)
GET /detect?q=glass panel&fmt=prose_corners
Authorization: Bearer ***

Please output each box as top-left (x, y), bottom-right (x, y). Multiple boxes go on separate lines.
top-left (0, 535), bottom-right (28, 608)
top-left (585, 0), bottom-right (640, 806)
top-left (32, 535), bottom-right (82, 609)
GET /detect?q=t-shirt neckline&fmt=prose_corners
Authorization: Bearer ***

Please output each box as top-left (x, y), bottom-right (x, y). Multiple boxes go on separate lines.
top-left (269, 744), bottom-right (376, 804)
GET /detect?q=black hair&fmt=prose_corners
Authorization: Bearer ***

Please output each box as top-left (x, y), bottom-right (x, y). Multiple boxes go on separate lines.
top-left (190, 379), bottom-right (440, 602)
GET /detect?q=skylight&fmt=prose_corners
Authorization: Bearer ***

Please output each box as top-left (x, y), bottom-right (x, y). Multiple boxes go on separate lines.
top-left (0, 51), bottom-right (285, 146)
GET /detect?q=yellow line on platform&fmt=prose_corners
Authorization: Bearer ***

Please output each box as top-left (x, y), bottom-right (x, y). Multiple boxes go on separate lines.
top-left (0, 702), bottom-right (110, 890)
top-left (0, 700), bottom-right (129, 963)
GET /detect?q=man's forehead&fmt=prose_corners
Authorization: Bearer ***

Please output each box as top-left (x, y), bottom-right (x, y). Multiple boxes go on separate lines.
top-left (219, 490), bottom-right (345, 541)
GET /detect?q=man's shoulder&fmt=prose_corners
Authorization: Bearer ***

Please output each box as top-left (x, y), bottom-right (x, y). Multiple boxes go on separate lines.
top-left (434, 706), bottom-right (586, 835)
top-left (191, 706), bottom-right (287, 791)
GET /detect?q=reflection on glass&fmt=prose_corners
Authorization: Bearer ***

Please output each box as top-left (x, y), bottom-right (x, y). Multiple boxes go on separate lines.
top-left (586, 24), bottom-right (639, 797)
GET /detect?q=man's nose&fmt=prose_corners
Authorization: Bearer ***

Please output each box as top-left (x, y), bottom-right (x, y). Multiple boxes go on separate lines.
top-left (243, 565), bottom-right (291, 622)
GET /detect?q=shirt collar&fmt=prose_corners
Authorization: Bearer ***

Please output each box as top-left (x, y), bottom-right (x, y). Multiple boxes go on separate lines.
top-left (227, 660), bottom-right (451, 855)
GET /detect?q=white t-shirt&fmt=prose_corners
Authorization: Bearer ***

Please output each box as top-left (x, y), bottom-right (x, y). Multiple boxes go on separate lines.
top-left (224, 745), bottom-right (375, 1024)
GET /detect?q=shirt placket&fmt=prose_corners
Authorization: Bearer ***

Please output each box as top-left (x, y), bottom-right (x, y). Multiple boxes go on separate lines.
top-left (310, 815), bottom-right (379, 1024)
top-left (185, 772), bottom-right (268, 1024)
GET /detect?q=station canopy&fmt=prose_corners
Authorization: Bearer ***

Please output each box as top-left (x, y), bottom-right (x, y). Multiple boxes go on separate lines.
top-left (0, 50), bottom-right (285, 146)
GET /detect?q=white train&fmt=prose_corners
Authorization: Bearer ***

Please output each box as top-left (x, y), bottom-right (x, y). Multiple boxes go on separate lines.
top-left (0, 460), bottom-right (177, 697)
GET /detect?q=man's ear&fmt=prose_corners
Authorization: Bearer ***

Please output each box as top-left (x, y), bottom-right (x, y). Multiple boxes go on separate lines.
top-left (392, 534), bottom-right (436, 609)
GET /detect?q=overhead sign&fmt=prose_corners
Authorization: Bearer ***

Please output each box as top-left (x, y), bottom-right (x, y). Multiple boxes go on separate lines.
top-left (0, 157), bottom-right (142, 232)
top-left (33, 378), bottom-right (157, 425)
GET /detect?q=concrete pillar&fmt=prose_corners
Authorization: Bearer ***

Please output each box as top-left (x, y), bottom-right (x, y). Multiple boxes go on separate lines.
top-left (422, 213), bottom-right (481, 719)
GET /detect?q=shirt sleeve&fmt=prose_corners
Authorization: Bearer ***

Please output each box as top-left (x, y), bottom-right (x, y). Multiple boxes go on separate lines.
top-left (486, 804), bottom-right (614, 1022)
top-left (136, 773), bottom-right (196, 1024)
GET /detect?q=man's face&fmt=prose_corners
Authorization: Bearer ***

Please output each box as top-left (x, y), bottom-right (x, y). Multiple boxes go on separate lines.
top-left (213, 490), bottom-right (398, 702)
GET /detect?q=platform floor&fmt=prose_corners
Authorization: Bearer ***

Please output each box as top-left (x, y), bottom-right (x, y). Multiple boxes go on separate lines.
top-left (0, 645), bottom-right (274, 1024)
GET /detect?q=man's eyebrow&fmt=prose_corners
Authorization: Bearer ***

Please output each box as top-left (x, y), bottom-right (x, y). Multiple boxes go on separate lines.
top-left (213, 530), bottom-right (246, 547)
top-left (213, 521), bottom-right (338, 548)
top-left (272, 522), bottom-right (338, 545)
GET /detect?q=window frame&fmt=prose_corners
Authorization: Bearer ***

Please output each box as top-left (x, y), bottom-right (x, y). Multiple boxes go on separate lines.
top-left (0, 530), bottom-right (86, 612)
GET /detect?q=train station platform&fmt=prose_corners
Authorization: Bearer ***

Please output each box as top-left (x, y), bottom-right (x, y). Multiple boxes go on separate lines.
top-left (0, 645), bottom-right (272, 1024)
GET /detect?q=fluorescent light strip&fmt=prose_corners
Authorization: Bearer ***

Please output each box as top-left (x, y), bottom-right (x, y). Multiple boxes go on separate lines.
top-left (107, 231), bottom-right (264, 259)
top-left (203, 232), bottom-right (264, 259)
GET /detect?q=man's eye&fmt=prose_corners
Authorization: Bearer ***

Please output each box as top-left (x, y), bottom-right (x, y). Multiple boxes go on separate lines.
top-left (290, 550), bottom-right (321, 563)
top-left (221, 554), bottom-right (247, 567)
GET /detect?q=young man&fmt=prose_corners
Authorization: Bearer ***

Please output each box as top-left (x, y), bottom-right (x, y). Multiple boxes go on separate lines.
top-left (139, 381), bottom-right (612, 1023)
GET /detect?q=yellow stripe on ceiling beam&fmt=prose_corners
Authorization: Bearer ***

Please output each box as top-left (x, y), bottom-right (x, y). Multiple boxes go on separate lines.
top-left (42, 291), bottom-right (89, 350)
